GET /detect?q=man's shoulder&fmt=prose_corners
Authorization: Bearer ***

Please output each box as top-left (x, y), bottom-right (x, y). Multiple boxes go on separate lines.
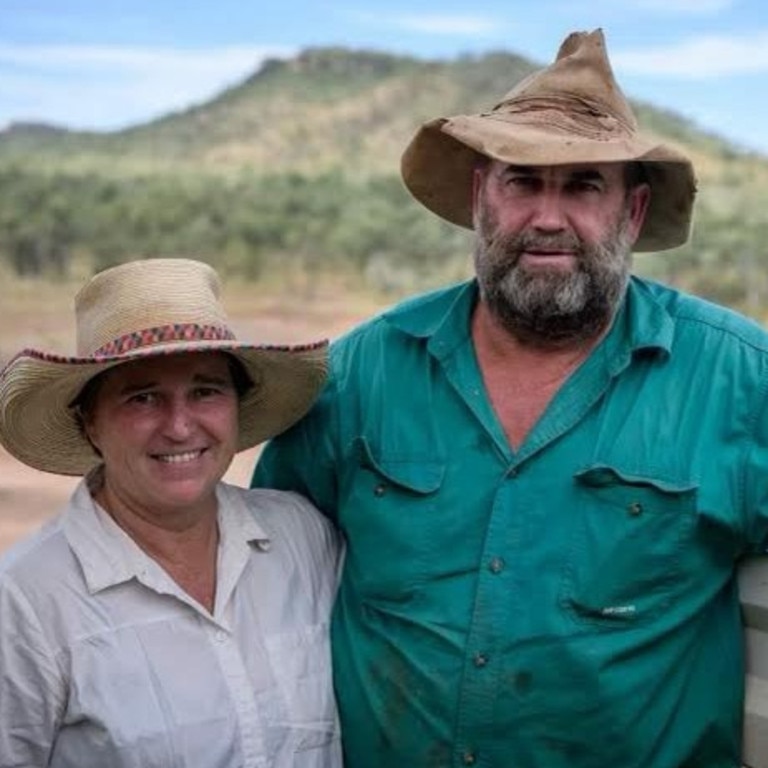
top-left (381, 280), bottom-right (471, 319)
top-left (636, 277), bottom-right (768, 352)
top-left (332, 280), bottom-right (471, 352)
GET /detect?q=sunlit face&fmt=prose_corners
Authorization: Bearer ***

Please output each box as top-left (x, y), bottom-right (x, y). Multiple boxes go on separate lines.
top-left (472, 161), bottom-right (650, 346)
top-left (84, 352), bottom-right (240, 523)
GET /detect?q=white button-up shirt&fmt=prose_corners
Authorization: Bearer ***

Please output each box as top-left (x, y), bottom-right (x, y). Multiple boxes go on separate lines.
top-left (0, 480), bottom-right (343, 768)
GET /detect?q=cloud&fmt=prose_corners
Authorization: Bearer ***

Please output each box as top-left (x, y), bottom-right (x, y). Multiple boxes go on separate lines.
top-left (625, 0), bottom-right (734, 11)
top-left (0, 43), bottom-right (296, 130)
top-left (389, 14), bottom-right (499, 35)
top-left (345, 10), bottom-right (501, 37)
top-left (0, 43), bottom-right (293, 77)
top-left (613, 31), bottom-right (768, 77)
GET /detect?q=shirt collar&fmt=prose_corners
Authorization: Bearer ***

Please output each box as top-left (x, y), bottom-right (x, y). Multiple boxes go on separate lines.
top-left (604, 277), bottom-right (674, 368)
top-left (62, 479), bottom-right (271, 595)
top-left (383, 280), bottom-right (477, 360)
top-left (382, 276), bottom-right (673, 363)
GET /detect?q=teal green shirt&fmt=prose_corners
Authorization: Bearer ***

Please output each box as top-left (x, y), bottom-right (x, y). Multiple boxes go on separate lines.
top-left (253, 277), bottom-right (768, 768)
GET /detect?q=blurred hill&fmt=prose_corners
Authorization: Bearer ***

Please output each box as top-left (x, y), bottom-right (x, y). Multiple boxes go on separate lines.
top-left (0, 49), bottom-right (535, 175)
top-left (1, 46), bottom-right (766, 312)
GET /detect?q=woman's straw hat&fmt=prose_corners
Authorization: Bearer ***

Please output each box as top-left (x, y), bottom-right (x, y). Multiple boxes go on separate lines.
top-left (0, 258), bottom-right (328, 476)
top-left (401, 29), bottom-right (697, 252)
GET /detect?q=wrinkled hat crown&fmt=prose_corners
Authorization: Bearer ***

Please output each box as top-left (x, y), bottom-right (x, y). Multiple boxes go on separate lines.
top-left (498, 29), bottom-right (637, 134)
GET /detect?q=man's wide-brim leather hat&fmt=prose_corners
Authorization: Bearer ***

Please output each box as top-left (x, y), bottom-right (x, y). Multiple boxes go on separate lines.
top-left (0, 258), bottom-right (328, 476)
top-left (401, 29), bottom-right (697, 252)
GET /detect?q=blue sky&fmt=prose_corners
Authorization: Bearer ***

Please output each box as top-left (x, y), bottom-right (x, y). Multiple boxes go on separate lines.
top-left (2, 0), bottom-right (767, 153)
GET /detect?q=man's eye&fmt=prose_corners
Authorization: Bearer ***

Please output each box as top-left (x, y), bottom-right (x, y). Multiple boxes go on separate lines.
top-left (128, 392), bottom-right (156, 405)
top-left (569, 180), bottom-right (601, 193)
top-left (506, 176), bottom-right (538, 190)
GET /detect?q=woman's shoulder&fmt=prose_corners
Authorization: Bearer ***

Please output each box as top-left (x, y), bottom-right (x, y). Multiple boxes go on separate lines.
top-left (0, 514), bottom-right (83, 629)
top-left (219, 483), bottom-right (340, 563)
top-left (221, 485), bottom-right (343, 590)
top-left (0, 515), bottom-right (70, 580)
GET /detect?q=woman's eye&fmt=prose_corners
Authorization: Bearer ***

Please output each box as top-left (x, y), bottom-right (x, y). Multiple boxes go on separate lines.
top-left (193, 387), bottom-right (221, 399)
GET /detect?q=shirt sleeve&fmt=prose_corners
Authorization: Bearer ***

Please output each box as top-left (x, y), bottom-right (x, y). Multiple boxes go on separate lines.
top-left (252, 368), bottom-right (341, 523)
top-left (284, 492), bottom-right (345, 596)
top-left (740, 356), bottom-right (768, 551)
top-left (0, 576), bottom-right (66, 766)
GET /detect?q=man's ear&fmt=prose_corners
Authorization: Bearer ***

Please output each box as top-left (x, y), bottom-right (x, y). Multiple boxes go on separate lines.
top-left (472, 166), bottom-right (486, 226)
top-left (626, 183), bottom-right (651, 245)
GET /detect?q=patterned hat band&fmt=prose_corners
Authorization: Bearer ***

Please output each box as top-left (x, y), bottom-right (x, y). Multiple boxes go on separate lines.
top-left (92, 323), bottom-right (236, 357)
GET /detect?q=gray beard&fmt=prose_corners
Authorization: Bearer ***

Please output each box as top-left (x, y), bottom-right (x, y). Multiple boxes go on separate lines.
top-left (473, 206), bottom-right (634, 348)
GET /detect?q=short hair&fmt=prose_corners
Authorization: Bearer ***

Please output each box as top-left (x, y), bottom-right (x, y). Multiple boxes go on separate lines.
top-left (624, 161), bottom-right (648, 189)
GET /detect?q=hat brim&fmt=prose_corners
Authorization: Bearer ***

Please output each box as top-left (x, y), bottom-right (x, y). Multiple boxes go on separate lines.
top-left (0, 340), bottom-right (328, 476)
top-left (401, 116), bottom-right (697, 252)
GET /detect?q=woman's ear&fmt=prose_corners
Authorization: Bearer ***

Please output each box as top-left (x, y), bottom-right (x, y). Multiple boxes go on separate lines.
top-left (76, 405), bottom-right (102, 457)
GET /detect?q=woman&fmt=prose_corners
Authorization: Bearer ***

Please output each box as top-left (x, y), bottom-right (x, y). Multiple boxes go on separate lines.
top-left (0, 258), bottom-right (341, 767)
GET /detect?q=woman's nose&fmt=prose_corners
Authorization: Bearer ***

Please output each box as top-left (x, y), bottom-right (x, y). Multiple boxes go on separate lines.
top-left (163, 401), bottom-right (194, 439)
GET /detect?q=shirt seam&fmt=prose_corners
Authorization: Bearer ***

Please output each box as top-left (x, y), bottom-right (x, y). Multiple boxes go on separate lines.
top-left (741, 360), bottom-right (768, 542)
top-left (5, 577), bottom-right (68, 710)
top-left (670, 311), bottom-right (768, 355)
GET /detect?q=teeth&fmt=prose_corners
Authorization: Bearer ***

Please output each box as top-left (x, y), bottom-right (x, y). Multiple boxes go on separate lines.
top-left (156, 450), bottom-right (203, 464)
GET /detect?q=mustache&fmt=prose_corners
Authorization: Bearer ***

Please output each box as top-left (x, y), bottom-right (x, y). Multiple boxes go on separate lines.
top-left (487, 230), bottom-right (585, 259)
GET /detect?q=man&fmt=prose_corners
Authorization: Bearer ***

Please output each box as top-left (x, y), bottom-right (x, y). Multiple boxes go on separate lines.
top-left (253, 29), bottom-right (768, 767)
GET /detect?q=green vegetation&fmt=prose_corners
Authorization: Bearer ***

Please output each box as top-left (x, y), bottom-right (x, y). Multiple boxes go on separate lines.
top-left (0, 168), bottom-right (472, 288)
top-left (0, 46), bottom-right (767, 315)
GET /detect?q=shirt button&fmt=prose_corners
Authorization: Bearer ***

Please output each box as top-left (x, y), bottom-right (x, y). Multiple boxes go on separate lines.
top-left (508, 467), bottom-right (519, 478)
top-left (215, 630), bottom-right (228, 643)
top-left (627, 501), bottom-right (643, 516)
top-left (373, 483), bottom-right (387, 497)
top-left (488, 556), bottom-right (505, 574)
top-left (462, 751), bottom-right (477, 765)
top-left (473, 652), bottom-right (489, 668)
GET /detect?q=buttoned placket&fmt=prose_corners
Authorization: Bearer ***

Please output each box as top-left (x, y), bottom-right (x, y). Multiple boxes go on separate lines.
top-left (436, 312), bottom-right (633, 767)
top-left (131, 527), bottom-right (274, 768)
top-left (452, 464), bottom-right (522, 768)
top-left (208, 527), bottom-right (274, 768)
top-left (207, 607), bottom-right (266, 767)
top-left (436, 338), bottom-right (521, 767)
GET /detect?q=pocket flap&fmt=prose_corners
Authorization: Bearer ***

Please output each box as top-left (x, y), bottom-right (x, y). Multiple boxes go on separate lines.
top-left (353, 436), bottom-right (444, 494)
top-left (574, 464), bottom-right (698, 494)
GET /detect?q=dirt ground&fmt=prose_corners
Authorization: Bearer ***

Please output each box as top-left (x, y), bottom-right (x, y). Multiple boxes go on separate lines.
top-left (0, 275), bottom-right (385, 554)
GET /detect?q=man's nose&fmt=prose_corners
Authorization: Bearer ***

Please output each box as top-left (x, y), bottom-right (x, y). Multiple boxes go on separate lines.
top-left (529, 189), bottom-right (568, 232)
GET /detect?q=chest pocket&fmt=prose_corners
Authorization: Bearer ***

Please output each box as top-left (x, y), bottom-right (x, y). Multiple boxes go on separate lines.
top-left (261, 623), bottom-right (340, 758)
top-left (341, 437), bottom-right (444, 602)
top-left (560, 465), bottom-right (698, 625)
